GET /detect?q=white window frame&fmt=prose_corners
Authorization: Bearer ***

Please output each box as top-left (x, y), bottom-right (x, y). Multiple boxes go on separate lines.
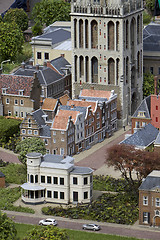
top-left (28, 130), bottom-right (32, 135)
top-left (143, 212), bottom-right (149, 223)
top-left (155, 198), bottom-right (160, 207)
top-left (22, 129), bottom-right (26, 134)
top-left (8, 110), bottom-right (11, 116)
top-left (20, 99), bottom-right (24, 105)
top-left (14, 99), bottom-right (18, 105)
top-left (61, 138), bottom-right (64, 142)
top-left (143, 196), bottom-right (148, 206)
top-left (60, 148), bottom-right (64, 155)
top-left (6, 98), bottom-right (9, 104)
top-left (53, 139), bottom-right (56, 143)
top-left (34, 130), bottom-right (38, 135)
top-left (53, 131), bottom-right (56, 136)
top-left (61, 131), bottom-right (64, 134)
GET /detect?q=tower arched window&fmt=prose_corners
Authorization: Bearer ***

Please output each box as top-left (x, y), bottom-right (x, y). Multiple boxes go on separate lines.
top-left (108, 58), bottom-right (115, 84)
top-left (108, 21), bottom-right (114, 50)
top-left (91, 57), bottom-right (98, 83)
top-left (91, 20), bottom-right (98, 49)
top-left (79, 19), bottom-right (83, 48)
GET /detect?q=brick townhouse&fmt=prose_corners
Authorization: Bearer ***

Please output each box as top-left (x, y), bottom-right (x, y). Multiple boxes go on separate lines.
top-left (0, 73), bottom-right (41, 118)
top-left (139, 170), bottom-right (160, 227)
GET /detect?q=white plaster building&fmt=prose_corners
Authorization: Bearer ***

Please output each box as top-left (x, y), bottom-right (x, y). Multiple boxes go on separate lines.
top-left (21, 152), bottom-right (93, 204)
top-left (71, 0), bottom-right (143, 126)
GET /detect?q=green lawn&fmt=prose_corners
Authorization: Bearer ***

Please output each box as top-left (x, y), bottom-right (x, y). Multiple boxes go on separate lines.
top-left (15, 223), bottom-right (143, 240)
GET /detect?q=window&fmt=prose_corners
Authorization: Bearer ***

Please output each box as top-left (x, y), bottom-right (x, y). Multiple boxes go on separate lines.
top-left (37, 52), bottom-right (41, 59)
top-left (19, 90), bottom-right (23, 96)
top-left (90, 175), bottom-right (93, 183)
top-left (2, 89), bottom-right (6, 94)
top-left (84, 192), bottom-right (88, 199)
top-left (54, 191), bottom-right (58, 198)
top-left (143, 212), bottom-right (150, 223)
top-left (100, 45), bottom-right (101, 49)
top-left (100, 65), bottom-right (101, 70)
top-left (22, 129), bottom-right (26, 134)
top-left (20, 100), bottom-right (24, 105)
top-left (73, 177), bottom-right (77, 185)
top-left (53, 139), bottom-right (56, 143)
top-left (84, 177), bottom-right (88, 185)
top-left (47, 191), bottom-right (52, 198)
top-left (41, 176), bottom-right (45, 183)
top-left (104, 45), bottom-right (106, 50)
top-left (104, 56), bottom-right (106, 60)
top-left (44, 139), bottom-right (48, 145)
top-left (53, 149), bottom-right (56, 155)
top-left (61, 138), bottom-right (64, 142)
top-left (60, 148), bottom-right (64, 155)
top-left (156, 198), bottom-right (160, 207)
top-left (35, 175), bottom-right (38, 183)
top-left (143, 196), bottom-right (148, 206)
top-left (60, 177), bottom-right (64, 185)
top-left (60, 192), bottom-right (64, 199)
top-left (156, 117), bottom-right (158, 122)
top-left (61, 131), bottom-right (64, 134)
top-left (156, 106), bottom-right (158, 110)
top-left (47, 176), bottom-right (51, 184)
top-left (104, 33), bottom-right (106, 38)
top-left (104, 68), bottom-right (106, 72)
top-left (99, 29), bottom-right (101, 35)
top-left (15, 99), bottom-right (18, 105)
top-left (96, 121), bottom-right (100, 129)
top-left (28, 130), bottom-right (32, 134)
top-left (30, 175), bottom-right (34, 183)
top-left (159, 67), bottom-right (160, 75)
top-left (97, 112), bottom-right (100, 119)
top-left (34, 130), bottom-right (38, 135)
top-left (53, 177), bottom-right (58, 184)
top-left (21, 112), bottom-right (24, 118)
top-left (44, 52), bottom-right (49, 60)
top-left (6, 98), bottom-right (9, 104)
top-left (150, 67), bottom-right (153, 74)
top-left (53, 131), bottom-right (56, 135)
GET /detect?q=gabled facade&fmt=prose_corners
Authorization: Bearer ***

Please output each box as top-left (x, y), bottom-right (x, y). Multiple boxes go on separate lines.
top-left (139, 171), bottom-right (160, 227)
top-left (0, 73), bottom-right (41, 118)
top-left (21, 152), bottom-right (93, 204)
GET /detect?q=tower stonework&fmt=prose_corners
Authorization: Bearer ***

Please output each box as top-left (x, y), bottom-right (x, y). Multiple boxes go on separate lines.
top-left (71, 0), bottom-right (143, 126)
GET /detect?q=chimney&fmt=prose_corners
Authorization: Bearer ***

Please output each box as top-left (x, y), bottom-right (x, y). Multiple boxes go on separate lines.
top-left (61, 54), bottom-right (65, 58)
top-left (90, 86), bottom-right (94, 90)
top-left (154, 76), bottom-right (158, 95)
top-left (71, 104), bottom-right (75, 108)
top-left (36, 64), bottom-right (39, 71)
top-left (111, 90), bottom-right (115, 97)
top-left (21, 62), bottom-right (25, 69)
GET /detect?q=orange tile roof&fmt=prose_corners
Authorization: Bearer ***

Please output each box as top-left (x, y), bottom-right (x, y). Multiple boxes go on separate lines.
top-left (59, 94), bottom-right (70, 105)
top-left (52, 115), bottom-right (69, 130)
top-left (80, 89), bottom-right (111, 99)
top-left (68, 100), bottom-right (97, 112)
top-left (57, 109), bottom-right (80, 124)
top-left (42, 98), bottom-right (58, 111)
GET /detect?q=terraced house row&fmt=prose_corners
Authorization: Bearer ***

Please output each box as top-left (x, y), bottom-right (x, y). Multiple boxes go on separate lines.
top-left (20, 88), bottom-right (117, 155)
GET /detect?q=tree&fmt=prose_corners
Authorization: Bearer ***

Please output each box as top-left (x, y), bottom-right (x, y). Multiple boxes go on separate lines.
top-left (0, 211), bottom-right (17, 240)
top-left (3, 8), bottom-right (28, 32)
top-left (31, 0), bottom-right (71, 26)
top-left (23, 226), bottom-right (69, 240)
top-left (16, 137), bottom-right (46, 164)
top-left (145, 0), bottom-right (155, 13)
top-left (0, 21), bottom-right (24, 61)
top-left (143, 72), bottom-right (154, 97)
top-left (31, 21), bottom-right (43, 36)
top-left (105, 144), bottom-right (160, 185)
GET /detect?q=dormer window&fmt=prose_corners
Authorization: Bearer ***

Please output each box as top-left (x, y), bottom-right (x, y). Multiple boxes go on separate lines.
top-left (19, 90), bottom-right (24, 96)
top-left (28, 118), bottom-right (31, 128)
top-left (2, 88), bottom-right (6, 94)
top-left (137, 111), bottom-right (145, 118)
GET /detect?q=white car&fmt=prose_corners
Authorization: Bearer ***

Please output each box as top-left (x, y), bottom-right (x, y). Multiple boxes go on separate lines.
top-left (82, 223), bottom-right (101, 231)
top-left (39, 218), bottom-right (57, 226)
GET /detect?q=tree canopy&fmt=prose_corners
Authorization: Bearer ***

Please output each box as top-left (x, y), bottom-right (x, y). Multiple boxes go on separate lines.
top-left (3, 8), bottom-right (28, 32)
top-left (16, 137), bottom-right (46, 164)
top-left (106, 144), bottom-right (160, 185)
top-left (0, 211), bottom-right (17, 240)
top-left (145, 0), bottom-right (155, 13)
top-left (0, 21), bottom-right (24, 61)
top-left (23, 226), bottom-right (69, 240)
top-left (31, 0), bottom-right (71, 27)
top-left (143, 72), bottom-right (154, 97)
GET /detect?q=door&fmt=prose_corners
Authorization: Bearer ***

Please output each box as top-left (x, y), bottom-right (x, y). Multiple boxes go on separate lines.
top-left (155, 216), bottom-right (160, 227)
top-left (73, 191), bottom-right (78, 202)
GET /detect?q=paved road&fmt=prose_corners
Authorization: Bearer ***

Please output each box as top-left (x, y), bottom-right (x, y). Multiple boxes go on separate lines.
top-left (0, 148), bottom-right (20, 164)
top-left (5, 211), bottom-right (160, 240)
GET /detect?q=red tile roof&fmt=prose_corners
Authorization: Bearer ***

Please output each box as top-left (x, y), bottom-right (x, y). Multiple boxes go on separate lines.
top-left (68, 99), bottom-right (97, 112)
top-left (56, 109), bottom-right (80, 124)
top-left (80, 89), bottom-right (111, 99)
top-left (59, 93), bottom-right (70, 105)
top-left (52, 115), bottom-right (70, 130)
top-left (0, 74), bottom-right (34, 96)
top-left (42, 98), bottom-right (58, 111)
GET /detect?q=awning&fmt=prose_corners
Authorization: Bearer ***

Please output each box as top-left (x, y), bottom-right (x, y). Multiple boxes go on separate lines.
top-left (21, 183), bottom-right (45, 191)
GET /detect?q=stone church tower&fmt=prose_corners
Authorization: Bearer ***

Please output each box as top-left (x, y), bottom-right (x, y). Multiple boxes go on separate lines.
top-left (71, 0), bottom-right (143, 126)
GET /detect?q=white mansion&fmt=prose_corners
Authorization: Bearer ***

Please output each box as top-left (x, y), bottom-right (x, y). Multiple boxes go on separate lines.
top-left (21, 152), bottom-right (93, 204)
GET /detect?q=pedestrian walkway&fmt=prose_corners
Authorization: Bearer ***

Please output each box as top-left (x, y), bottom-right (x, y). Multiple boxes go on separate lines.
top-left (0, 147), bottom-right (20, 164)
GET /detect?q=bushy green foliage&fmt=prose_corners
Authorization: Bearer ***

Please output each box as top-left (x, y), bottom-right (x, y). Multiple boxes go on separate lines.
top-left (0, 21), bottom-right (24, 61)
top-left (23, 226), bottom-right (69, 240)
top-left (0, 163), bottom-right (26, 184)
top-left (145, 0), bottom-right (155, 12)
top-left (143, 11), bottom-right (152, 25)
top-left (0, 117), bottom-right (21, 147)
top-left (0, 187), bottom-right (34, 213)
top-left (31, 21), bottom-right (43, 36)
top-left (93, 175), bottom-right (140, 192)
top-left (3, 8), bottom-right (28, 32)
top-left (42, 191), bottom-right (139, 225)
top-left (0, 211), bottom-right (17, 240)
top-left (143, 72), bottom-right (154, 97)
top-left (32, 0), bottom-right (70, 26)
top-left (16, 138), bottom-right (46, 164)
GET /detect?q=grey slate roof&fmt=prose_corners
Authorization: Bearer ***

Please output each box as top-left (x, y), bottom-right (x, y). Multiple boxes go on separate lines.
top-left (14, 65), bottom-right (62, 86)
top-left (143, 22), bottom-right (160, 52)
top-left (0, 171), bottom-right (5, 177)
top-left (70, 166), bottom-right (93, 175)
top-left (50, 56), bottom-right (70, 75)
top-left (35, 28), bottom-right (71, 46)
top-left (40, 125), bottom-right (51, 138)
top-left (31, 109), bottom-right (46, 127)
top-left (79, 96), bottom-right (108, 102)
top-left (139, 171), bottom-right (160, 190)
top-left (154, 132), bottom-right (160, 145)
top-left (132, 95), bottom-right (151, 118)
top-left (121, 123), bottom-right (159, 148)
